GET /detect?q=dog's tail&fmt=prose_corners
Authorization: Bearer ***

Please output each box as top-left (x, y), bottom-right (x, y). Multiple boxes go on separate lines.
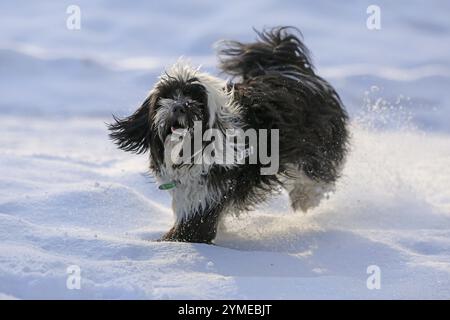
top-left (217, 26), bottom-right (314, 80)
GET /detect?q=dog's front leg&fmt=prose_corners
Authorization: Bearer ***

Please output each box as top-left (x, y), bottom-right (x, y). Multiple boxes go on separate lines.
top-left (160, 204), bottom-right (222, 244)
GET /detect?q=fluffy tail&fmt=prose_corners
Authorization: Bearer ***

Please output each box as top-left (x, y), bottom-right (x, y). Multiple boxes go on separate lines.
top-left (217, 26), bottom-right (314, 80)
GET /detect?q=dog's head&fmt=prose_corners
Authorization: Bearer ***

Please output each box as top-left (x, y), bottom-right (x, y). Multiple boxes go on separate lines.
top-left (108, 61), bottom-right (239, 170)
top-left (153, 66), bottom-right (210, 141)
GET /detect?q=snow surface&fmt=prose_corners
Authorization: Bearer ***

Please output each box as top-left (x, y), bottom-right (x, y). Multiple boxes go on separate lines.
top-left (1, 0), bottom-right (450, 299)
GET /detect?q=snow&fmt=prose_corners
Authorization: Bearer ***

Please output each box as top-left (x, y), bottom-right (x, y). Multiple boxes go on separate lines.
top-left (1, 0), bottom-right (450, 299)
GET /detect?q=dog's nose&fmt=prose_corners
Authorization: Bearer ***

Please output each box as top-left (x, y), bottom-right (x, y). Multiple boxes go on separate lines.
top-left (172, 104), bottom-right (185, 115)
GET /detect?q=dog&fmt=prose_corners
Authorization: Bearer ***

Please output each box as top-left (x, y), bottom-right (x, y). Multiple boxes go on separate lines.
top-left (108, 27), bottom-right (349, 244)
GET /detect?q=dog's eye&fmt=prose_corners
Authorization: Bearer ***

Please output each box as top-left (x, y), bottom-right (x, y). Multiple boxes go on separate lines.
top-left (184, 84), bottom-right (205, 103)
top-left (184, 101), bottom-right (191, 107)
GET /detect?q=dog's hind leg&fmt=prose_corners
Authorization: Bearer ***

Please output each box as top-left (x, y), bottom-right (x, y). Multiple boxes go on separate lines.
top-left (285, 171), bottom-right (334, 213)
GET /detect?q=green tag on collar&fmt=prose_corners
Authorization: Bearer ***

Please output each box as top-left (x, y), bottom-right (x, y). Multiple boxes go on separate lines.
top-left (158, 182), bottom-right (177, 190)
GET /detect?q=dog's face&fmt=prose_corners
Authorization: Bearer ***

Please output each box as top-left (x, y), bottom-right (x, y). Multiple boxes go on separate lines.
top-left (153, 76), bottom-right (209, 141)
top-left (108, 62), bottom-right (236, 170)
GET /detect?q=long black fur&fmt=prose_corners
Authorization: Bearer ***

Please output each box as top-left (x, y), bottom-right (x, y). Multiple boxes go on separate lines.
top-left (107, 97), bottom-right (151, 154)
top-left (218, 27), bottom-right (348, 183)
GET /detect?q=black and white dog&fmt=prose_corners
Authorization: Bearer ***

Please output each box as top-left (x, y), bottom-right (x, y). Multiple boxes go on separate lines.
top-left (108, 27), bottom-right (348, 244)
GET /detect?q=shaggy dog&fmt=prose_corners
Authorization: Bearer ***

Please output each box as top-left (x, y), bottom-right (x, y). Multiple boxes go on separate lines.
top-left (108, 27), bottom-right (348, 244)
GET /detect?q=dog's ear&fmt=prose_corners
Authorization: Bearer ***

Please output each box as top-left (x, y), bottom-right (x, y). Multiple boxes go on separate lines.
top-left (108, 95), bottom-right (153, 154)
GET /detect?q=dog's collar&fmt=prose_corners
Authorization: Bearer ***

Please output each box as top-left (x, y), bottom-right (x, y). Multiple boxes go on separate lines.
top-left (158, 181), bottom-right (177, 190)
top-left (158, 168), bottom-right (208, 191)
